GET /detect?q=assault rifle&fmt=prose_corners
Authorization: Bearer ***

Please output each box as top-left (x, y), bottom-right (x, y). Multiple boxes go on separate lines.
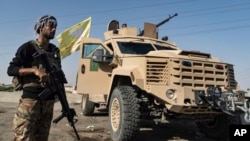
top-left (33, 50), bottom-right (80, 140)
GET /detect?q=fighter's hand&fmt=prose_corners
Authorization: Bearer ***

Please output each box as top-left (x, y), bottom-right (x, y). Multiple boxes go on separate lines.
top-left (34, 69), bottom-right (48, 83)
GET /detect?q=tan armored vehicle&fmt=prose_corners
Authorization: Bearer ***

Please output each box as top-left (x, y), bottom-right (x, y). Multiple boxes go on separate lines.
top-left (76, 14), bottom-right (250, 141)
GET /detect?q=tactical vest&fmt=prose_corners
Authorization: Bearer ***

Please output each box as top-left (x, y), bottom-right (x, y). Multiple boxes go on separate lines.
top-left (22, 40), bottom-right (61, 88)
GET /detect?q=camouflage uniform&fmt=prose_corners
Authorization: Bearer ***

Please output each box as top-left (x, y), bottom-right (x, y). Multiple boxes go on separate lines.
top-left (12, 99), bottom-right (54, 141)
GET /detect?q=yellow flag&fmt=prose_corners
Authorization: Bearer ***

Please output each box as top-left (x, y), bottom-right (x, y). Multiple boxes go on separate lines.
top-left (56, 17), bottom-right (91, 59)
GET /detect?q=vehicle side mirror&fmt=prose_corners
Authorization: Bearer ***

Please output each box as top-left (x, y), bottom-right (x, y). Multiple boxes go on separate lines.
top-left (92, 49), bottom-right (104, 62)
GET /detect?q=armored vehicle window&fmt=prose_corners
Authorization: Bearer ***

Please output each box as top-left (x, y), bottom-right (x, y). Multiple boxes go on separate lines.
top-left (154, 44), bottom-right (177, 50)
top-left (117, 42), bottom-right (155, 54)
top-left (82, 44), bottom-right (101, 58)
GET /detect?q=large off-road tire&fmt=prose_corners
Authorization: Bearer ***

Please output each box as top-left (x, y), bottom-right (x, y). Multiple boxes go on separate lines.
top-left (109, 86), bottom-right (141, 141)
top-left (196, 114), bottom-right (241, 140)
top-left (81, 94), bottom-right (95, 116)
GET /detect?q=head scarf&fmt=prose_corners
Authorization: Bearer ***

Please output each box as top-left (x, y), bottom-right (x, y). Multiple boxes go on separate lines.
top-left (34, 15), bottom-right (57, 34)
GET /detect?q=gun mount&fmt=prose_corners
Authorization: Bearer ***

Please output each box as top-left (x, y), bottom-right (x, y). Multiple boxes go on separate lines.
top-left (105, 13), bottom-right (178, 40)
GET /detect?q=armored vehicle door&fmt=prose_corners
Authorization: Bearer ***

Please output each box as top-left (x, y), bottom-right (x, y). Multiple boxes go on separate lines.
top-left (76, 38), bottom-right (113, 103)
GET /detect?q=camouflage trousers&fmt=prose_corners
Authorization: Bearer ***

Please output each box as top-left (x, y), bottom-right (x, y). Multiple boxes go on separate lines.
top-left (12, 98), bottom-right (54, 141)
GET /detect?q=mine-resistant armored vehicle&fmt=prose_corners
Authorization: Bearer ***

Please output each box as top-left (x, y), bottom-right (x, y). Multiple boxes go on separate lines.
top-left (75, 14), bottom-right (250, 141)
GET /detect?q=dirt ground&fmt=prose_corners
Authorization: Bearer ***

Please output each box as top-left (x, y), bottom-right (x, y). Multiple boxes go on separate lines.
top-left (0, 92), bottom-right (218, 141)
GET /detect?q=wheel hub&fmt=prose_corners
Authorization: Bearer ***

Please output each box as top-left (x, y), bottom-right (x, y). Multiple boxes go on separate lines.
top-left (111, 98), bottom-right (120, 131)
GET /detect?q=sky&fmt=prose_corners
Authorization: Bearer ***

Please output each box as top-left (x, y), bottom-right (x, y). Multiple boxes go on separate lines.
top-left (0, 0), bottom-right (250, 90)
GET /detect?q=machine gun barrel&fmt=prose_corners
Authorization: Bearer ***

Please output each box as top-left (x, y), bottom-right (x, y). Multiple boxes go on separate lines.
top-left (138, 13), bottom-right (178, 36)
top-left (156, 13), bottom-right (178, 28)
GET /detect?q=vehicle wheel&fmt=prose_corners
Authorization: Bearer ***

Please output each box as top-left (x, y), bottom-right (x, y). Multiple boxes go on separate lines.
top-left (109, 86), bottom-right (141, 141)
top-left (81, 94), bottom-right (95, 116)
top-left (196, 114), bottom-right (241, 140)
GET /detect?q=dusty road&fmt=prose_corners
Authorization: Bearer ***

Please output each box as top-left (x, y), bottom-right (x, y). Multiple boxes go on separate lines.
top-left (0, 92), bottom-right (218, 141)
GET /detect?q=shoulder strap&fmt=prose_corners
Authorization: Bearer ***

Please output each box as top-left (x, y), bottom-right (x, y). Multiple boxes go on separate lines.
top-left (29, 40), bottom-right (43, 54)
